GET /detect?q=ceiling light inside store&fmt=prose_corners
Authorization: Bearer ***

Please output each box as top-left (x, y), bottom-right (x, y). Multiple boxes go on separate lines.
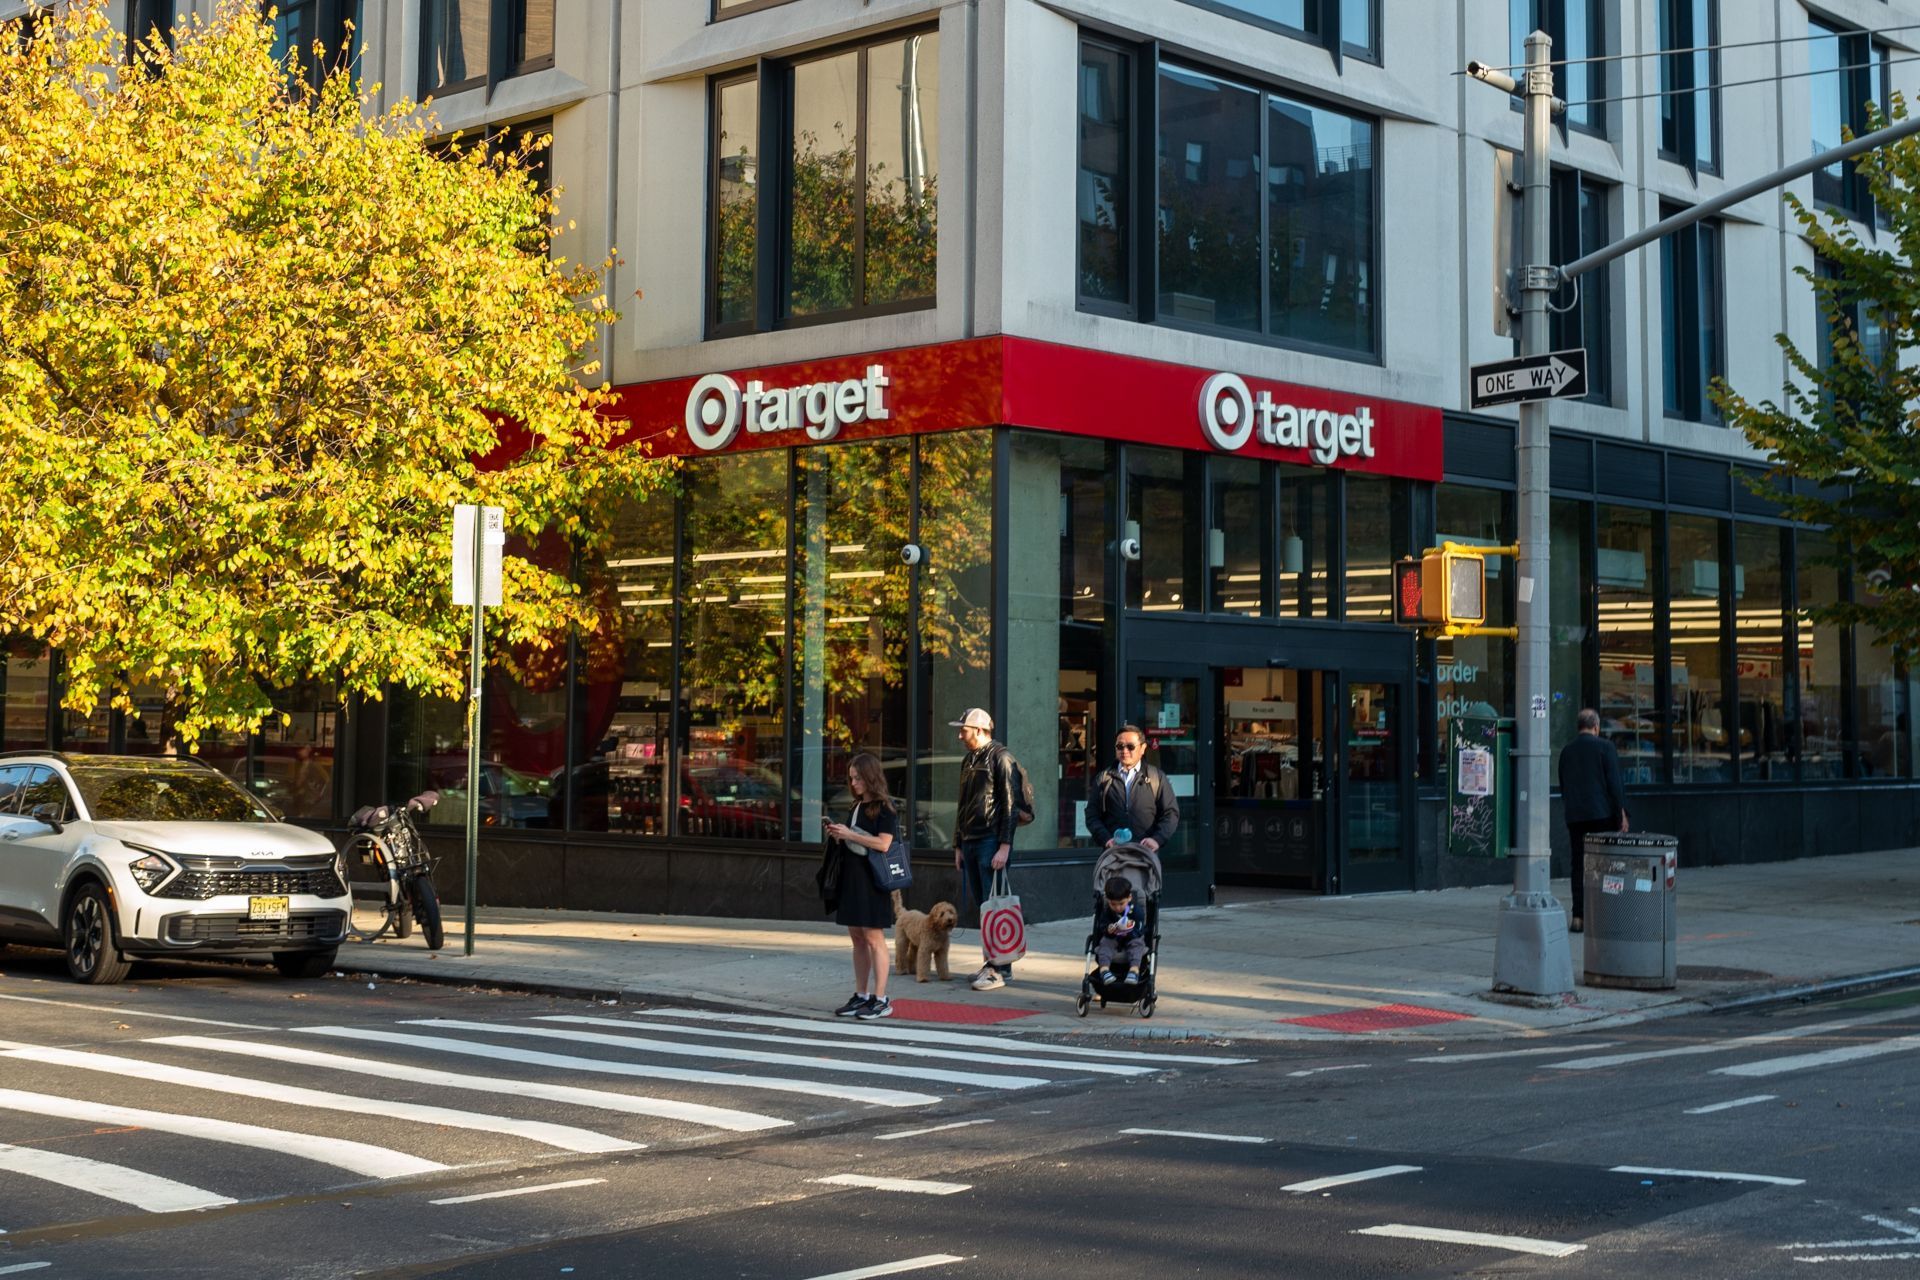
top-left (692, 549), bottom-right (786, 563)
top-left (828, 544), bottom-right (868, 554)
top-left (608, 556), bottom-right (672, 568)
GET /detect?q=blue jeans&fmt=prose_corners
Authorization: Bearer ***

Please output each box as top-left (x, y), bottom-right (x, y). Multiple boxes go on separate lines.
top-left (957, 835), bottom-right (1012, 974)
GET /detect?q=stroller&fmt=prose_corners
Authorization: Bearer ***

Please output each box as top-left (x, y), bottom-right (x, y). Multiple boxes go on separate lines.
top-left (1075, 843), bottom-right (1163, 1019)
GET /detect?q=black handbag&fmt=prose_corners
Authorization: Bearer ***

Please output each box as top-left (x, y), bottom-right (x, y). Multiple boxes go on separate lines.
top-left (848, 802), bottom-right (912, 892)
top-left (815, 834), bottom-right (842, 911)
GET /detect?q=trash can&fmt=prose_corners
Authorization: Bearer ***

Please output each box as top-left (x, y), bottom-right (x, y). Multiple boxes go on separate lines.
top-left (1582, 832), bottom-right (1678, 990)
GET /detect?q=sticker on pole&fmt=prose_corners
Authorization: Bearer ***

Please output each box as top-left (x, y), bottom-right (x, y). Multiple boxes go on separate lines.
top-left (1602, 874), bottom-right (1625, 896)
top-left (452, 504), bottom-right (504, 607)
top-left (1530, 694), bottom-right (1547, 719)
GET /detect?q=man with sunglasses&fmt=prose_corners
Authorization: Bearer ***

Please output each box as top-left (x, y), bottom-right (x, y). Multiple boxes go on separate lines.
top-left (1085, 725), bottom-right (1179, 855)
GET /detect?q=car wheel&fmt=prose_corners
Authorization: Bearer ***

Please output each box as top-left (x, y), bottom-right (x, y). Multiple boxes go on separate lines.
top-left (273, 949), bottom-right (337, 979)
top-left (64, 883), bottom-right (131, 986)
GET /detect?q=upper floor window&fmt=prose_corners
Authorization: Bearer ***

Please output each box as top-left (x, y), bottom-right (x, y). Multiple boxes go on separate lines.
top-left (1550, 169), bottom-right (1613, 404)
top-left (130, 0), bottom-right (174, 53)
top-left (268, 0), bottom-right (359, 90)
top-left (713, 0), bottom-right (793, 18)
top-left (1657, 0), bottom-right (1718, 173)
top-left (1659, 204), bottom-right (1724, 422)
top-left (708, 28), bottom-right (940, 336)
top-left (1179, 1), bottom-right (1378, 61)
top-left (420, 0), bottom-right (554, 98)
top-left (1076, 39), bottom-right (1378, 359)
top-left (1510, 0), bottom-right (1608, 136)
top-left (1809, 19), bottom-right (1888, 225)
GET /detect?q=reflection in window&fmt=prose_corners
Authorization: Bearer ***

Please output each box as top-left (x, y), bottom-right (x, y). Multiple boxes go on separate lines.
top-left (1660, 207), bottom-right (1725, 423)
top-left (1210, 456), bottom-right (1266, 614)
top-left (2, 641), bottom-right (50, 751)
top-left (575, 489), bottom-right (677, 835)
top-left (1809, 20), bottom-right (1887, 222)
top-left (863, 34), bottom-right (940, 307)
top-left (1550, 171), bottom-right (1613, 404)
top-left (1668, 515), bottom-right (1729, 783)
top-left (1278, 464), bottom-right (1332, 618)
top-left (1342, 475), bottom-right (1404, 621)
top-left (269, 0), bottom-right (361, 91)
top-left (1180, 1), bottom-right (1376, 55)
top-left (1267, 97), bottom-right (1374, 353)
top-left (1127, 447), bottom-right (1197, 612)
top-left (386, 687), bottom-right (468, 830)
top-left (1796, 533), bottom-right (1847, 780)
top-left (1511, 0), bottom-right (1607, 134)
top-left (1077, 40), bottom-right (1131, 308)
top-left (1659, 0), bottom-right (1719, 172)
top-left (711, 76), bottom-right (759, 332)
top-left (1435, 487), bottom-right (1514, 773)
top-left (1596, 506), bottom-right (1659, 784)
top-left (795, 442), bottom-right (912, 841)
top-left (917, 433), bottom-right (993, 850)
top-left (420, 0), bottom-right (488, 92)
top-left (257, 684), bottom-right (341, 820)
top-left (1157, 65), bottom-right (1261, 333)
top-left (681, 453), bottom-right (790, 838)
top-left (1854, 573), bottom-right (1901, 779)
top-left (1734, 525), bottom-right (1790, 782)
top-left (1549, 497), bottom-right (1590, 750)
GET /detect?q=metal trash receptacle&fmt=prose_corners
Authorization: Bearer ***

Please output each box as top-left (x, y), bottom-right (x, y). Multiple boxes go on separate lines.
top-left (1582, 832), bottom-right (1678, 989)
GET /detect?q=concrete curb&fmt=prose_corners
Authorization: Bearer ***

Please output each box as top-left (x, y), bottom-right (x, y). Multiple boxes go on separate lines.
top-left (1703, 965), bottom-right (1920, 1014)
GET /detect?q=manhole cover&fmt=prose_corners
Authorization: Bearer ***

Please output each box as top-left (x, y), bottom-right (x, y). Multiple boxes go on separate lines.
top-left (1677, 965), bottom-right (1771, 981)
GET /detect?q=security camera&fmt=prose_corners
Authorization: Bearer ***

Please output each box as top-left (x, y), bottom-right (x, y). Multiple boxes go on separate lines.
top-left (899, 544), bottom-right (925, 566)
top-left (1119, 538), bottom-right (1142, 562)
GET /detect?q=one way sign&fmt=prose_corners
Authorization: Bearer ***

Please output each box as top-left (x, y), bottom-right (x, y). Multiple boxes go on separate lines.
top-left (1468, 349), bottom-right (1588, 409)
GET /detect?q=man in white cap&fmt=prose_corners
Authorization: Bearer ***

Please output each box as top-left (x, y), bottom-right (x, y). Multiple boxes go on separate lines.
top-left (950, 706), bottom-right (1021, 990)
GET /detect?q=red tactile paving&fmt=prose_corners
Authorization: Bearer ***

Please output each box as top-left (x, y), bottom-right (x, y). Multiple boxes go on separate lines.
top-left (1279, 1003), bottom-right (1475, 1033)
top-left (886, 999), bottom-right (1039, 1025)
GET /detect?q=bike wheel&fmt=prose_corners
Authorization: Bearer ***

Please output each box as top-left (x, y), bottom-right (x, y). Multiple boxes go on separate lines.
top-left (344, 837), bottom-right (397, 942)
top-left (409, 877), bottom-right (446, 951)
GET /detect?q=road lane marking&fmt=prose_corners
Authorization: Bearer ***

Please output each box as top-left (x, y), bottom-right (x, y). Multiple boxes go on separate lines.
top-left (1284, 1165), bottom-right (1422, 1193)
top-left (802, 1255), bottom-right (965, 1280)
top-left (294, 1026), bottom-right (941, 1107)
top-left (0, 992), bottom-right (269, 1030)
top-left (1790, 1252), bottom-right (1920, 1263)
top-left (0, 1089), bottom-right (444, 1180)
top-left (1612, 1165), bottom-right (1804, 1186)
top-left (0, 1043), bottom-right (639, 1155)
top-left (0, 1264), bottom-right (52, 1276)
top-left (152, 1035), bottom-right (787, 1133)
top-left (1716, 1034), bottom-right (1920, 1078)
top-left (539, 1016), bottom-right (1158, 1077)
top-left (1287, 1065), bottom-right (1369, 1078)
top-left (643, 1009), bottom-right (1254, 1065)
top-left (402, 1019), bottom-right (1048, 1090)
top-left (1684, 1094), bottom-right (1776, 1114)
top-left (1549, 1007), bottom-right (1920, 1070)
top-left (430, 1178), bottom-right (605, 1206)
top-left (1353, 1224), bottom-right (1584, 1258)
top-left (1120, 1128), bottom-right (1270, 1144)
top-left (0, 1141), bottom-right (236, 1213)
top-left (1409, 1043), bottom-right (1619, 1063)
top-left (877, 1119), bottom-right (994, 1141)
top-left (812, 1174), bottom-right (971, 1195)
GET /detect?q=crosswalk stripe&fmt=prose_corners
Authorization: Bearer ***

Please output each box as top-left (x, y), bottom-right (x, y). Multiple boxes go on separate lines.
top-left (1354, 1224), bottom-right (1584, 1258)
top-left (0, 1141), bottom-right (237, 1214)
top-left (0, 992), bottom-right (269, 1031)
top-left (812, 1174), bottom-right (972, 1195)
top-left (401, 1019), bottom-right (1050, 1090)
top-left (1547, 1006), bottom-right (1920, 1070)
top-left (801, 1255), bottom-right (965, 1280)
top-left (1715, 1033), bottom-right (1920, 1079)
top-left (0, 1088), bottom-right (444, 1180)
top-left (1684, 1095), bottom-right (1776, 1114)
top-left (0, 1042), bottom-right (637, 1156)
top-left (538, 1016), bottom-right (1158, 1077)
top-left (1408, 1043), bottom-right (1620, 1064)
top-left (1611, 1165), bottom-right (1805, 1186)
top-left (149, 1036), bottom-right (789, 1134)
top-left (642, 1009), bottom-right (1255, 1065)
top-left (430, 1178), bottom-right (606, 1206)
top-left (1284, 1165), bottom-right (1423, 1193)
top-left (293, 1026), bottom-right (942, 1108)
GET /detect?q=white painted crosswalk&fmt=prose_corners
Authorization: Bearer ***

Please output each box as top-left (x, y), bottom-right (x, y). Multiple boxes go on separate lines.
top-left (0, 1002), bottom-right (1251, 1233)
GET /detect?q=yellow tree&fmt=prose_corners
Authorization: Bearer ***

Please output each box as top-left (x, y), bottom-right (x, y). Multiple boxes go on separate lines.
top-left (0, 2), bottom-right (667, 745)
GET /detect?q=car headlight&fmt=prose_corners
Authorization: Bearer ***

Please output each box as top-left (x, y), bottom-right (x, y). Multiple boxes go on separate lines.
top-left (124, 845), bottom-right (178, 893)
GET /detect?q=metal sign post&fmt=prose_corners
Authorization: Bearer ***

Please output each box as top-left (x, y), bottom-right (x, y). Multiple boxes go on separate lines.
top-left (452, 504), bottom-right (503, 957)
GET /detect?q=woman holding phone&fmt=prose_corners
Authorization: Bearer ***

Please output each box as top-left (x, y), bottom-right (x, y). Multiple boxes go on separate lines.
top-left (824, 752), bottom-right (900, 1020)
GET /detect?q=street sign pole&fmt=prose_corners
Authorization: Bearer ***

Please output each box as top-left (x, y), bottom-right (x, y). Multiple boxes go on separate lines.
top-left (465, 512), bottom-right (483, 959)
top-left (1493, 30), bottom-right (1575, 997)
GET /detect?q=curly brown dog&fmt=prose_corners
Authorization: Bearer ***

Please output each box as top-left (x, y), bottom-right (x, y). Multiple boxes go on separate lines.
top-left (891, 890), bottom-right (958, 982)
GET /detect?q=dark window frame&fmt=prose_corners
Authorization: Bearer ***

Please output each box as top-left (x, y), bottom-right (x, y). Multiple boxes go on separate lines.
top-left (1808, 18), bottom-right (1889, 226)
top-left (1545, 168), bottom-right (1614, 404)
top-left (1075, 36), bottom-right (1140, 319)
top-left (1174, 0), bottom-right (1382, 65)
top-left (707, 70), bottom-right (761, 338)
top-left (1657, 0), bottom-right (1720, 176)
top-left (1659, 201), bottom-right (1725, 423)
top-left (1510, 0), bottom-right (1611, 140)
top-left (418, 0), bottom-right (555, 101)
top-left (711, 0), bottom-right (796, 20)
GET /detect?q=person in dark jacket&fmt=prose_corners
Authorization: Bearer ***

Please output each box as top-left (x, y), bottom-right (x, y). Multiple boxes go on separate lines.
top-left (1558, 707), bottom-right (1629, 933)
top-left (1084, 724), bottom-right (1179, 853)
top-left (950, 707), bottom-right (1020, 990)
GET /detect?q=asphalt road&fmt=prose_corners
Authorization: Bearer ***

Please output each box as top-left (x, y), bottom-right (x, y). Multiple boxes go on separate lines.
top-left (0, 943), bottom-right (1914, 1279)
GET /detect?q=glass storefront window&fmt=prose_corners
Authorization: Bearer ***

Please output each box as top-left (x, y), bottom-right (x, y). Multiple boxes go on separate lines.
top-left (2, 641), bottom-right (50, 751)
top-left (576, 488), bottom-right (677, 835)
top-left (1734, 525), bottom-right (1790, 782)
top-left (1127, 447), bottom-right (1197, 613)
top-left (1342, 475), bottom-right (1404, 621)
top-left (387, 687), bottom-right (467, 829)
top-left (1277, 464), bottom-right (1331, 618)
top-left (1668, 515), bottom-right (1730, 783)
top-left (1550, 498), bottom-right (1591, 751)
top-left (1210, 456), bottom-right (1267, 615)
top-left (1596, 506), bottom-right (1660, 784)
top-left (1435, 486), bottom-right (1513, 770)
top-left (257, 684), bottom-right (341, 820)
top-left (1797, 532), bottom-right (1847, 780)
top-left (681, 452), bottom-right (791, 838)
top-left (795, 441), bottom-right (913, 840)
top-left (1854, 568), bottom-right (1901, 778)
top-left (917, 432), bottom-right (993, 850)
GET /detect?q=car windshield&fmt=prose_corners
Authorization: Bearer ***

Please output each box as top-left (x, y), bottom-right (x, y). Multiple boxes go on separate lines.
top-left (70, 764), bottom-right (272, 823)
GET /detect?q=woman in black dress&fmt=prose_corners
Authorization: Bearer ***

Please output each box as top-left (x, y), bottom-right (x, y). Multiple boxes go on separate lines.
top-left (824, 752), bottom-right (900, 1020)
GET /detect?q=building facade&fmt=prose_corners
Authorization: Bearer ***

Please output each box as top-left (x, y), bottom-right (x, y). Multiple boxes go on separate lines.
top-left (4, 0), bottom-right (1918, 921)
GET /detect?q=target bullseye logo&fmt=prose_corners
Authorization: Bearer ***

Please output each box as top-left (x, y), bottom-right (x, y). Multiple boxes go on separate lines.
top-left (1198, 372), bottom-right (1256, 452)
top-left (982, 903), bottom-right (1026, 960)
top-left (682, 365), bottom-right (892, 452)
top-left (685, 373), bottom-right (744, 451)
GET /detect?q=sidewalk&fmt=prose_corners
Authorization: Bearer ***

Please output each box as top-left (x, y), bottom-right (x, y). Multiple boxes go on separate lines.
top-left (342, 849), bottom-right (1920, 1042)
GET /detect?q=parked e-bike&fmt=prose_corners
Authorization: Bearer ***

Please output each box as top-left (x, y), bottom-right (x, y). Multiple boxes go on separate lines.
top-left (341, 791), bottom-right (445, 950)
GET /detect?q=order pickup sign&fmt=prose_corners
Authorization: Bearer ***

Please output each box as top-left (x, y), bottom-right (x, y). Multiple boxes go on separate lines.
top-left (1469, 349), bottom-right (1588, 409)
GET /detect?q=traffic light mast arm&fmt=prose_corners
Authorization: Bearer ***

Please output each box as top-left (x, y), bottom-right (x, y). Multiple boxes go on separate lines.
top-left (1442, 541), bottom-right (1518, 560)
top-left (1437, 624), bottom-right (1518, 640)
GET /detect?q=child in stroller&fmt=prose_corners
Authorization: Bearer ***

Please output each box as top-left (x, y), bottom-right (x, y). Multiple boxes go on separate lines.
top-left (1076, 842), bottom-right (1162, 1018)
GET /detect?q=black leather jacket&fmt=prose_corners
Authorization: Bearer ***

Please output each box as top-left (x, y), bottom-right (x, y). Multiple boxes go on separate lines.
top-left (954, 741), bottom-right (1020, 848)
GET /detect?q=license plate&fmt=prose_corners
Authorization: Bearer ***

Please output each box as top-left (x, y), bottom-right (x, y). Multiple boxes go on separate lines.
top-left (248, 895), bottom-right (291, 922)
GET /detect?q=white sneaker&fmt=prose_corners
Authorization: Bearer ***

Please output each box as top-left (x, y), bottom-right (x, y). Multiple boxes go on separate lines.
top-left (971, 967), bottom-right (1006, 991)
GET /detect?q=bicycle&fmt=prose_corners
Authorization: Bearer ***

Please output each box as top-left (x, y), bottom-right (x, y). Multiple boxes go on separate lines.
top-left (340, 791), bottom-right (446, 950)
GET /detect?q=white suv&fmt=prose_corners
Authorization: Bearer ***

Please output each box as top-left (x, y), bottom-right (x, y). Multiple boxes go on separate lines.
top-left (0, 753), bottom-right (349, 983)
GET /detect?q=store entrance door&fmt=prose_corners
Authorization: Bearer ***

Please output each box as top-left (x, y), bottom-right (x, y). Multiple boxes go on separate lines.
top-left (1215, 668), bottom-right (1335, 891)
top-left (1127, 665), bottom-right (1211, 906)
